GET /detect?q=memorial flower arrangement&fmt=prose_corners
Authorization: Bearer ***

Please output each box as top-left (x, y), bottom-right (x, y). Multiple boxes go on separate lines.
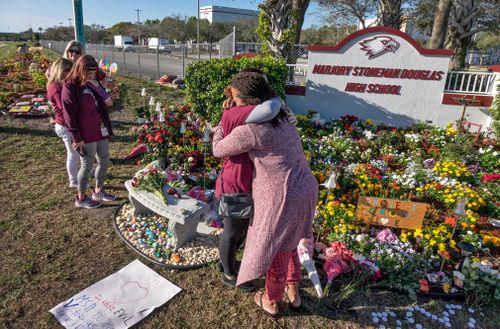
top-left (131, 169), bottom-right (168, 204)
top-left (129, 106), bottom-right (498, 304)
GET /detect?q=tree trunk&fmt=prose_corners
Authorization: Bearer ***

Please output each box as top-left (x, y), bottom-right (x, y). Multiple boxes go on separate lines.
top-left (429, 0), bottom-right (453, 48)
top-left (445, 0), bottom-right (480, 69)
top-left (259, 0), bottom-right (310, 63)
top-left (377, 0), bottom-right (403, 28)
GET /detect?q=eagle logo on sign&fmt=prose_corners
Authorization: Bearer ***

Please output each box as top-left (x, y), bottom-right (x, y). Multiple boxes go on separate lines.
top-left (359, 36), bottom-right (400, 59)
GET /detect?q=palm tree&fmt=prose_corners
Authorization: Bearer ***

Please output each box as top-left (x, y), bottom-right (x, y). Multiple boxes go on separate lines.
top-left (428, 0), bottom-right (453, 48)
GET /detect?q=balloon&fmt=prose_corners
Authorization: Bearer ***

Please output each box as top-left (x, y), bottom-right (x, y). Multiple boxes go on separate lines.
top-left (322, 172), bottom-right (337, 189)
top-left (99, 58), bottom-right (110, 71)
top-left (109, 63), bottom-right (118, 74)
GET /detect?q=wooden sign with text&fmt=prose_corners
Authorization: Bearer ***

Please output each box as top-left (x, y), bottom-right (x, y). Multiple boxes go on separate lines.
top-left (356, 196), bottom-right (429, 230)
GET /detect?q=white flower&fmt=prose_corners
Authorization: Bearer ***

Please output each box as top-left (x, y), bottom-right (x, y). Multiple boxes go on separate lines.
top-left (453, 271), bottom-right (465, 280)
top-left (479, 148), bottom-right (485, 154)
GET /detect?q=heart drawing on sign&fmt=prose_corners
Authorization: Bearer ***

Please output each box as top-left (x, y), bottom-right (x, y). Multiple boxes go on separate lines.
top-left (380, 217), bottom-right (389, 225)
top-left (113, 281), bottom-right (149, 304)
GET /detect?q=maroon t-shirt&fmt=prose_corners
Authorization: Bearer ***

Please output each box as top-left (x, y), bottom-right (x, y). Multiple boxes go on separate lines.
top-left (47, 83), bottom-right (65, 126)
top-left (215, 104), bottom-right (256, 198)
top-left (61, 81), bottom-right (112, 144)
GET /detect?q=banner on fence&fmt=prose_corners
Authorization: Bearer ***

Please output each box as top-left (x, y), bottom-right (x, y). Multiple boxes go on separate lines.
top-left (49, 259), bottom-right (181, 329)
top-left (356, 196), bottom-right (429, 229)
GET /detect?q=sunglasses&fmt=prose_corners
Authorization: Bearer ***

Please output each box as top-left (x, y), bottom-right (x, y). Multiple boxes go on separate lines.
top-left (86, 66), bottom-right (98, 72)
top-left (68, 49), bottom-right (81, 54)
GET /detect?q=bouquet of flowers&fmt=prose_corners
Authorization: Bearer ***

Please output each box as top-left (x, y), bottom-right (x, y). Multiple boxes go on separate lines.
top-left (131, 169), bottom-right (168, 204)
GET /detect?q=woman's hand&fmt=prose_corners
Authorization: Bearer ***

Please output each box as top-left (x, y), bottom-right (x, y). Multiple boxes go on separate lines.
top-left (223, 97), bottom-right (235, 109)
top-left (72, 141), bottom-right (84, 154)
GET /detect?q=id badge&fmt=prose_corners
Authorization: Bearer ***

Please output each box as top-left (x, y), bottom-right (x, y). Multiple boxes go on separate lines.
top-left (101, 126), bottom-right (109, 137)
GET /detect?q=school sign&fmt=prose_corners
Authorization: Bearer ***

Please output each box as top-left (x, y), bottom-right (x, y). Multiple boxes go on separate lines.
top-left (286, 27), bottom-right (496, 128)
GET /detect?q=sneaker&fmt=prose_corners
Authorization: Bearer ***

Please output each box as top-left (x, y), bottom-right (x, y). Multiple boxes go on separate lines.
top-left (75, 195), bottom-right (101, 209)
top-left (92, 190), bottom-right (116, 202)
top-left (69, 182), bottom-right (78, 188)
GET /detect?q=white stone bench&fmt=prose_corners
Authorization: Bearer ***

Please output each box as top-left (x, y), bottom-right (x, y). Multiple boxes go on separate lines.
top-left (125, 180), bottom-right (210, 249)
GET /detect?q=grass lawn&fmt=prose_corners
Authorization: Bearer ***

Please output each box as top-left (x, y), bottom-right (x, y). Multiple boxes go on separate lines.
top-left (0, 67), bottom-right (498, 328)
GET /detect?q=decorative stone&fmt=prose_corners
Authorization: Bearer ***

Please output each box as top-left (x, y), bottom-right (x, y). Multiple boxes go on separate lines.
top-left (115, 204), bottom-right (221, 267)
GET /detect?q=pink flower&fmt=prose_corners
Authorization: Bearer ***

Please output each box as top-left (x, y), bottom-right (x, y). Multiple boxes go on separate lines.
top-left (376, 228), bottom-right (398, 243)
top-left (321, 241), bottom-right (354, 283)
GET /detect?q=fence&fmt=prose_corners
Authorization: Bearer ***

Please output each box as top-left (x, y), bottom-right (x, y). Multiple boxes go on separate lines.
top-left (41, 40), bottom-right (310, 82)
top-left (41, 40), bottom-right (220, 80)
top-left (444, 71), bottom-right (497, 95)
top-left (286, 64), bottom-right (308, 85)
top-left (465, 50), bottom-right (500, 66)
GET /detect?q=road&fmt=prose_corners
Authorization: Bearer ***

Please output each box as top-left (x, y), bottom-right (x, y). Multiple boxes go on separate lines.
top-left (86, 45), bottom-right (219, 80)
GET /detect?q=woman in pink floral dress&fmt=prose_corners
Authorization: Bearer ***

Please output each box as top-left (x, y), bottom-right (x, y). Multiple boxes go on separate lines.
top-left (213, 72), bottom-right (318, 316)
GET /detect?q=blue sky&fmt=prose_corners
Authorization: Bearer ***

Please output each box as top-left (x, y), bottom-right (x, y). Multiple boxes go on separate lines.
top-left (0, 0), bottom-right (322, 32)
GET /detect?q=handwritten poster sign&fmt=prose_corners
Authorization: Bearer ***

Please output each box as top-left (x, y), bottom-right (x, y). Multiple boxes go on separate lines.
top-left (356, 196), bottom-right (429, 230)
top-left (49, 259), bottom-right (181, 329)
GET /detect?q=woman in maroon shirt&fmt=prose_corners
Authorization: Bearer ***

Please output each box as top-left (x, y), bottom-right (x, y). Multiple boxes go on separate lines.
top-left (62, 55), bottom-right (115, 209)
top-left (47, 58), bottom-right (78, 187)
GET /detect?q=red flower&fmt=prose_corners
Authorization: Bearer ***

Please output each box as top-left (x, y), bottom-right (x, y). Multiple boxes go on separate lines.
top-left (154, 132), bottom-right (163, 143)
top-left (444, 216), bottom-right (457, 227)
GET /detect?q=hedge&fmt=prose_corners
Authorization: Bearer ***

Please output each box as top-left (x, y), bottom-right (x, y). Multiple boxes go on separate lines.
top-left (185, 55), bottom-right (288, 125)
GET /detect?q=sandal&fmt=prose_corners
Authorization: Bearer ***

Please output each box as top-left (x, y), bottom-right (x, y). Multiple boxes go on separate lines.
top-left (285, 284), bottom-right (302, 311)
top-left (254, 291), bottom-right (278, 317)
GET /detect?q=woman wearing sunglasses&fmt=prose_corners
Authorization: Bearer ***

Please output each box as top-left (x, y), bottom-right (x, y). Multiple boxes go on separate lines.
top-left (63, 40), bottom-right (83, 62)
top-left (61, 55), bottom-right (115, 209)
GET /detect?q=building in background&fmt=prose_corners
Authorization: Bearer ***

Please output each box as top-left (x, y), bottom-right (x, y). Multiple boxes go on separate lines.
top-left (200, 6), bottom-right (259, 24)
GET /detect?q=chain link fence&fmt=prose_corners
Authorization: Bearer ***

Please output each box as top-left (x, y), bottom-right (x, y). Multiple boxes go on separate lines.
top-left (41, 40), bottom-right (309, 80)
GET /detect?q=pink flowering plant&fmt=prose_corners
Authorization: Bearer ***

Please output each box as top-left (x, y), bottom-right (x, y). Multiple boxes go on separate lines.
top-left (316, 241), bottom-right (379, 305)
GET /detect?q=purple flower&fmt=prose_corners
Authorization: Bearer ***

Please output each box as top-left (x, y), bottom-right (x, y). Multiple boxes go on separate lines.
top-left (467, 164), bottom-right (482, 174)
top-left (423, 158), bottom-right (436, 169)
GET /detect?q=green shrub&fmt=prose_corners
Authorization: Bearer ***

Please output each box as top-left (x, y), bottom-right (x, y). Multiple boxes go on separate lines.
top-left (490, 85), bottom-right (500, 138)
top-left (185, 55), bottom-right (288, 125)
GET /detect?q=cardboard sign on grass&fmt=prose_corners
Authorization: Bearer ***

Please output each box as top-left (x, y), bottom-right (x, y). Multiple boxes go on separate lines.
top-left (356, 196), bottom-right (429, 229)
top-left (49, 259), bottom-right (181, 329)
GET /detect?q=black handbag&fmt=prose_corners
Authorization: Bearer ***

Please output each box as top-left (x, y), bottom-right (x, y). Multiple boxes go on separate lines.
top-left (219, 193), bottom-right (254, 219)
top-left (218, 168), bottom-right (253, 219)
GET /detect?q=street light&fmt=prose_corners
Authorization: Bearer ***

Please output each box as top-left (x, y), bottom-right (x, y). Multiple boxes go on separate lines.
top-left (134, 9), bottom-right (141, 45)
top-left (197, 0), bottom-right (200, 60)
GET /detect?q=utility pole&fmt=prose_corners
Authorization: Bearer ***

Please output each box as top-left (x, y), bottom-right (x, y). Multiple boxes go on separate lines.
top-left (67, 18), bottom-right (73, 29)
top-left (197, 0), bottom-right (200, 60)
top-left (134, 9), bottom-right (141, 45)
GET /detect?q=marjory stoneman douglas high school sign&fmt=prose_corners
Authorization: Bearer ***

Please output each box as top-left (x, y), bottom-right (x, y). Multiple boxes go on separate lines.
top-left (289, 26), bottom-right (455, 127)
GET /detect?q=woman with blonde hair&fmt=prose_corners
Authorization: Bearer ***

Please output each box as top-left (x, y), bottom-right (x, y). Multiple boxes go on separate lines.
top-left (47, 57), bottom-right (79, 187)
top-left (63, 40), bottom-right (84, 62)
